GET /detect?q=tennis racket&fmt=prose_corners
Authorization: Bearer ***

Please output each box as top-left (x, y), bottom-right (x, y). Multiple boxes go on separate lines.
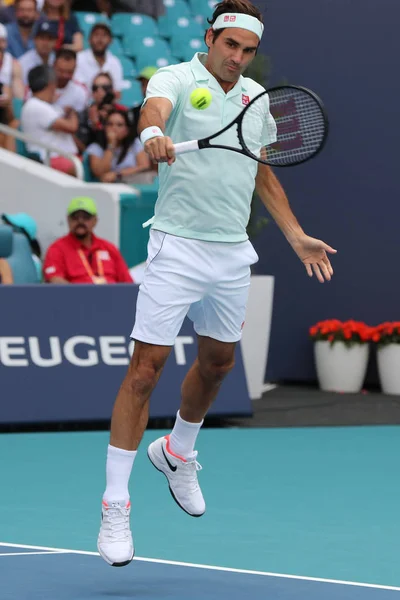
top-left (173, 85), bottom-right (329, 167)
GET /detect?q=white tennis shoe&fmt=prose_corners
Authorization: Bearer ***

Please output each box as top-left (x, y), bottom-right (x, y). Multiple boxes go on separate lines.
top-left (147, 435), bottom-right (205, 517)
top-left (97, 500), bottom-right (134, 567)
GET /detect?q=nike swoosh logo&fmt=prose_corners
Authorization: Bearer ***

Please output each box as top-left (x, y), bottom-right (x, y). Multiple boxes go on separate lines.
top-left (162, 445), bottom-right (177, 472)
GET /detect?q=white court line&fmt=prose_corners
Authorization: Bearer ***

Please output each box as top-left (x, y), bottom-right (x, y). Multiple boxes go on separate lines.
top-left (0, 542), bottom-right (399, 592)
top-left (0, 551), bottom-right (70, 557)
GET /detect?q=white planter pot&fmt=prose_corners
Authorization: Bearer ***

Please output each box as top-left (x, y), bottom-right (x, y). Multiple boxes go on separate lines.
top-left (377, 344), bottom-right (400, 395)
top-left (314, 341), bottom-right (369, 393)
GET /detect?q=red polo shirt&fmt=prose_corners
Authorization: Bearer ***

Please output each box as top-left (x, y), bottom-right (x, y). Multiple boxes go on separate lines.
top-left (44, 233), bottom-right (133, 284)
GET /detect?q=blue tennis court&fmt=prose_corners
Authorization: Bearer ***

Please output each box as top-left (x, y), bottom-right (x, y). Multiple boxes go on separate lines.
top-left (1, 427), bottom-right (400, 599)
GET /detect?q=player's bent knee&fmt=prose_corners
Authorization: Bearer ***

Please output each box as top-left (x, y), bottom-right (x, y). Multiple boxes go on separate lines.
top-left (123, 363), bottom-right (160, 398)
top-left (199, 358), bottom-right (235, 385)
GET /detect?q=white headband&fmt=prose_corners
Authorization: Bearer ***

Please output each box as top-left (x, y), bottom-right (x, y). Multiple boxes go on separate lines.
top-left (212, 13), bottom-right (264, 41)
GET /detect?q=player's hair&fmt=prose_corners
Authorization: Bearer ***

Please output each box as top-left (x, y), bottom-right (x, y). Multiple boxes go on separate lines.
top-left (205, 0), bottom-right (263, 46)
top-left (55, 48), bottom-right (76, 63)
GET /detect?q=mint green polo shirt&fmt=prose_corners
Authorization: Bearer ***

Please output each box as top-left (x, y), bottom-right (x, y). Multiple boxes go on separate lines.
top-left (146, 53), bottom-right (277, 243)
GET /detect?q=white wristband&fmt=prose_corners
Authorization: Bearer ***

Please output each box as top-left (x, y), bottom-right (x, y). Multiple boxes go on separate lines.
top-left (140, 126), bottom-right (164, 145)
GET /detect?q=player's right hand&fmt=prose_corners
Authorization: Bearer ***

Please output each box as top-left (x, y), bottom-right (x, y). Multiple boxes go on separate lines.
top-left (144, 136), bottom-right (176, 166)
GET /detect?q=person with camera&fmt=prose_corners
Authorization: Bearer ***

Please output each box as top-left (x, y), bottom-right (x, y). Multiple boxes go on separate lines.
top-left (75, 71), bottom-right (124, 152)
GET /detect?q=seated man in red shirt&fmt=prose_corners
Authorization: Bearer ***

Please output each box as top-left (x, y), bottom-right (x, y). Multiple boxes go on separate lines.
top-left (44, 196), bottom-right (133, 284)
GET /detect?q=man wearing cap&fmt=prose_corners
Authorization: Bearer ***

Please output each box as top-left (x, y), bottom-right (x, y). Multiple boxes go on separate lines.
top-left (5, 0), bottom-right (39, 59)
top-left (43, 197), bottom-right (133, 284)
top-left (19, 19), bottom-right (56, 85)
top-left (74, 23), bottom-right (123, 96)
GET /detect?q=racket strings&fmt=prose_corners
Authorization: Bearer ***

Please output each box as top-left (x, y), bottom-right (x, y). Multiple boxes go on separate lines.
top-left (241, 88), bottom-right (327, 166)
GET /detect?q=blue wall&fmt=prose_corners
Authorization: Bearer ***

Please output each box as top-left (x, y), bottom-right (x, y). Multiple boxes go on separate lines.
top-left (256, 0), bottom-right (399, 381)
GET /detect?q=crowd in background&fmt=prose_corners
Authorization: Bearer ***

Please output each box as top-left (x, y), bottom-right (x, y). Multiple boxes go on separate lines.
top-left (0, 0), bottom-right (167, 285)
top-left (0, 0), bottom-right (158, 182)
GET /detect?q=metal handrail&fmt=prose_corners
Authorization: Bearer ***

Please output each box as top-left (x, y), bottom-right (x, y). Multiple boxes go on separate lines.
top-left (0, 122), bottom-right (84, 181)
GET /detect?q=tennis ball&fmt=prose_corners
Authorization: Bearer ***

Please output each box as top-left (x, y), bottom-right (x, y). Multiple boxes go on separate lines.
top-left (190, 88), bottom-right (212, 110)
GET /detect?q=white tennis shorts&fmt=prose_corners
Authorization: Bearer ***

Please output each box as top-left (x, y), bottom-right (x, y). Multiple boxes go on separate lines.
top-left (131, 230), bottom-right (259, 345)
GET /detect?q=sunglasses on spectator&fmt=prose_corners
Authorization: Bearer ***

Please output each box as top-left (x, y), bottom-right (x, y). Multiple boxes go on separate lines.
top-left (92, 84), bottom-right (112, 92)
top-left (69, 212), bottom-right (94, 221)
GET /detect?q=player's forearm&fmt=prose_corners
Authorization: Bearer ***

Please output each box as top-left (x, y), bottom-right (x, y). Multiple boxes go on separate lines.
top-left (255, 166), bottom-right (304, 243)
top-left (138, 104), bottom-right (166, 136)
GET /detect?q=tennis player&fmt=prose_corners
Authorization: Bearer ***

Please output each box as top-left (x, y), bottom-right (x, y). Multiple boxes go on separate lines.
top-left (98, 0), bottom-right (337, 567)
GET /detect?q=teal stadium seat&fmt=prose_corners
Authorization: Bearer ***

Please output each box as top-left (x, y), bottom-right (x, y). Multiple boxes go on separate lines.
top-left (119, 56), bottom-right (138, 79)
top-left (7, 231), bottom-right (39, 284)
top-left (0, 224), bottom-right (12, 259)
top-left (111, 13), bottom-right (158, 39)
top-left (163, 0), bottom-right (191, 20)
top-left (74, 12), bottom-right (110, 37)
top-left (188, 0), bottom-right (217, 22)
top-left (12, 97), bottom-right (23, 120)
top-left (123, 35), bottom-right (170, 60)
top-left (158, 15), bottom-right (204, 39)
top-left (120, 80), bottom-right (143, 107)
top-left (135, 49), bottom-right (173, 73)
top-left (170, 37), bottom-right (208, 61)
top-left (108, 37), bottom-right (124, 55)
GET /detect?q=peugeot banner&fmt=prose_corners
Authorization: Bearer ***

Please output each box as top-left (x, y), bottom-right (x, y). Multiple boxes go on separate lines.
top-left (0, 286), bottom-right (251, 424)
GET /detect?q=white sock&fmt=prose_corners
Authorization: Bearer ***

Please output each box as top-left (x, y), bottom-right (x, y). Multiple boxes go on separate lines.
top-left (103, 444), bottom-right (137, 504)
top-left (169, 411), bottom-right (203, 459)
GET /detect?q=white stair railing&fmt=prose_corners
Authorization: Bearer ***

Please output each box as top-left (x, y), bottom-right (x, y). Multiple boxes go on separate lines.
top-left (0, 123), bottom-right (84, 181)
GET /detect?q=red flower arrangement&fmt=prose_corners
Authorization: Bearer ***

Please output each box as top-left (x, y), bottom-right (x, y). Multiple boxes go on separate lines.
top-left (370, 322), bottom-right (400, 345)
top-left (309, 319), bottom-right (372, 346)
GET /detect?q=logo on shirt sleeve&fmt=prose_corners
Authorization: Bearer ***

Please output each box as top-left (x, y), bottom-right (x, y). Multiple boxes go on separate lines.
top-left (45, 266), bottom-right (56, 274)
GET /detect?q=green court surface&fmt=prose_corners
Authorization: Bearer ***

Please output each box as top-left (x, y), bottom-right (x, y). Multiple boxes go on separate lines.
top-left (1, 426), bottom-right (399, 589)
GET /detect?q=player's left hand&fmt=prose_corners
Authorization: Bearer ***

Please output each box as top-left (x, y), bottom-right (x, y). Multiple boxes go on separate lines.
top-left (290, 234), bottom-right (337, 282)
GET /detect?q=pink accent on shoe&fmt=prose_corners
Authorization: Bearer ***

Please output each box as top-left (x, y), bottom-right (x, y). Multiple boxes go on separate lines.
top-left (164, 434), bottom-right (187, 462)
top-left (102, 500), bottom-right (109, 508)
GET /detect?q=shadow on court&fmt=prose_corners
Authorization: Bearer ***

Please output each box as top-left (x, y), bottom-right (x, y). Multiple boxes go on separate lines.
top-left (0, 546), bottom-right (398, 600)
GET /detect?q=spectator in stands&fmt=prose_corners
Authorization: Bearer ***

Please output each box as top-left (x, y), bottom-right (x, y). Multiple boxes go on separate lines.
top-left (74, 23), bottom-right (123, 97)
top-left (19, 19), bottom-right (56, 84)
top-left (21, 64), bottom-right (79, 175)
top-left (1, 211), bottom-right (42, 280)
top-left (90, 0), bottom-right (165, 19)
top-left (0, 0), bottom-right (43, 23)
top-left (44, 196), bottom-right (133, 284)
top-left (53, 48), bottom-right (88, 112)
top-left (0, 257), bottom-right (13, 282)
top-left (38, 0), bottom-right (83, 52)
top-left (87, 108), bottom-right (150, 183)
top-left (5, 0), bottom-right (38, 58)
top-left (76, 71), bottom-right (124, 151)
top-left (0, 24), bottom-right (23, 151)
top-left (0, 23), bottom-right (24, 95)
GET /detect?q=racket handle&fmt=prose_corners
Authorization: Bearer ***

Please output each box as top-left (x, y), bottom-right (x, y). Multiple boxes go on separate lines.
top-left (173, 140), bottom-right (200, 155)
